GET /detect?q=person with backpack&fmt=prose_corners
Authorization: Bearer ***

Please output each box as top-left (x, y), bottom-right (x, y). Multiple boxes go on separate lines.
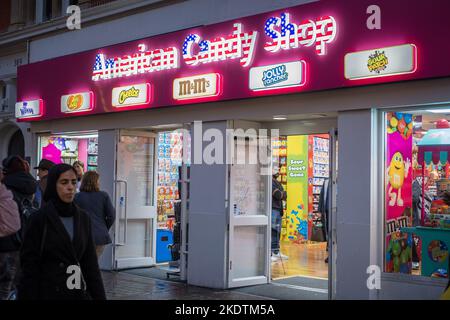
top-left (18, 164), bottom-right (106, 300)
top-left (74, 171), bottom-right (115, 258)
top-left (0, 155), bottom-right (38, 300)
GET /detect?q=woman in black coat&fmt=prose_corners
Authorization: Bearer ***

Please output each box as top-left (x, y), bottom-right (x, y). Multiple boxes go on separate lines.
top-left (18, 164), bottom-right (106, 300)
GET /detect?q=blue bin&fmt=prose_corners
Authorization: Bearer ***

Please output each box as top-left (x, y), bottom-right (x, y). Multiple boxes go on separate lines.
top-left (156, 229), bottom-right (173, 263)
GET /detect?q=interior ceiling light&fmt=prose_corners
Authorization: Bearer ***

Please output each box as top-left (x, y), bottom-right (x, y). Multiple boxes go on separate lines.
top-left (59, 134), bottom-right (98, 139)
top-left (426, 109), bottom-right (450, 114)
top-left (273, 115), bottom-right (287, 120)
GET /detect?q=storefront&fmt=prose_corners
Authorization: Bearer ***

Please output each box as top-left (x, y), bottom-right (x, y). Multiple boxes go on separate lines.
top-left (16, 0), bottom-right (450, 299)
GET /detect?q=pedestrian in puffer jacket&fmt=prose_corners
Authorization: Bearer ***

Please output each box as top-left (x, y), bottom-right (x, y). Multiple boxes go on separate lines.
top-left (0, 155), bottom-right (38, 300)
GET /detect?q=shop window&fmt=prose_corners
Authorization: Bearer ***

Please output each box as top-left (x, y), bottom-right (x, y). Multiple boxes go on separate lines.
top-left (383, 110), bottom-right (450, 279)
top-left (37, 133), bottom-right (98, 172)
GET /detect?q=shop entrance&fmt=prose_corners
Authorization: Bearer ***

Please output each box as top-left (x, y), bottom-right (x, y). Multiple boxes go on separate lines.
top-left (114, 130), bottom-right (157, 269)
top-left (227, 116), bottom-right (338, 299)
top-left (270, 133), bottom-right (330, 280)
top-left (114, 125), bottom-right (190, 279)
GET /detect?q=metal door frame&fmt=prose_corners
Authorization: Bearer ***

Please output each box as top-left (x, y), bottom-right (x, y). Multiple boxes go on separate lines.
top-left (226, 130), bottom-right (272, 288)
top-left (113, 129), bottom-right (158, 270)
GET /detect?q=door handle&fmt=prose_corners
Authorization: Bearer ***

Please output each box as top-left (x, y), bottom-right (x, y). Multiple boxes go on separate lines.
top-left (114, 180), bottom-right (128, 246)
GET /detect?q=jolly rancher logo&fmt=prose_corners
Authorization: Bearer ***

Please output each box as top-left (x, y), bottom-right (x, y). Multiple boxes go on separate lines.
top-left (262, 65), bottom-right (288, 87)
top-left (119, 86), bottom-right (140, 104)
top-left (368, 50), bottom-right (389, 74)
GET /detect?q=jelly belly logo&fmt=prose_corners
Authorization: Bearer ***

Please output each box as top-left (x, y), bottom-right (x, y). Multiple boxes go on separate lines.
top-left (112, 83), bottom-right (150, 107)
top-left (249, 61), bottom-right (305, 91)
top-left (345, 44), bottom-right (417, 80)
top-left (368, 50), bottom-right (388, 74)
top-left (173, 73), bottom-right (221, 100)
top-left (15, 99), bottom-right (43, 119)
top-left (61, 92), bottom-right (94, 113)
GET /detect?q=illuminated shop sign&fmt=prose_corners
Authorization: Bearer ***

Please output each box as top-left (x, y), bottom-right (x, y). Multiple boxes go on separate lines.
top-left (90, 12), bottom-right (336, 82)
top-left (15, 99), bottom-right (43, 119)
top-left (112, 83), bottom-right (151, 107)
top-left (345, 44), bottom-right (417, 80)
top-left (173, 73), bottom-right (221, 100)
top-left (249, 61), bottom-right (306, 91)
top-left (182, 23), bottom-right (258, 67)
top-left (92, 44), bottom-right (179, 81)
top-left (61, 92), bottom-right (94, 113)
top-left (264, 13), bottom-right (337, 55)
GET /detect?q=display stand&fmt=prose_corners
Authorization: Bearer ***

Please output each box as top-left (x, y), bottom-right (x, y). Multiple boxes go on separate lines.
top-left (309, 136), bottom-right (329, 241)
top-left (409, 128), bottom-right (450, 278)
top-left (87, 137), bottom-right (98, 171)
top-left (156, 132), bottom-right (182, 262)
top-left (401, 227), bottom-right (450, 277)
top-left (271, 137), bottom-right (288, 239)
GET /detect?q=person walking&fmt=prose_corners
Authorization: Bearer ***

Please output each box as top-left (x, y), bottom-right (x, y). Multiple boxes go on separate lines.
top-left (272, 171), bottom-right (288, 262)
top-left (74, 171), bottom-right (115, 258)
top-left (0, 155), bottom-right (38, 300)
top-left (318, 178), bottom-right (330, 263)
top-left (72, 161), bottom-right (84, 192)
top-left (34, 159), bottom-right (55, 208)
top-left (18, 164), bottom-right (106, 300)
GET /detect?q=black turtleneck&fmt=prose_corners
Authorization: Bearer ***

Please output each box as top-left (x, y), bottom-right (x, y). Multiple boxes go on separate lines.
top-left (51, 198), bottom-right (76, 241)
top-left (52, 197), bottom-right (76, 217)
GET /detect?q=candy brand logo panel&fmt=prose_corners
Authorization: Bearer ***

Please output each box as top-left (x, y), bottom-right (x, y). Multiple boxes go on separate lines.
top-left (112, 83), bottom-right (150, 107)
top-left (173, 74), bottom-right (220, 100)
top-left (345, 44), bottom-right (416, 80)
top-left (249, 61), bottom-right (305, 91)
top-left (61, 92), bottom-right (93, 113)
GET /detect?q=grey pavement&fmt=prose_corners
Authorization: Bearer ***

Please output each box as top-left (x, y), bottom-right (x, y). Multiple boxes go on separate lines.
top-left (102, 271), bottom-right (271, 300)
top-left (102, 271), bottom-right (328, 300)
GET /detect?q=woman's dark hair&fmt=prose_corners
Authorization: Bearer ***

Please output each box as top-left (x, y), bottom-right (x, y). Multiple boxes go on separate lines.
top-left (2, 155), bottom-right (27, 175)
top-left (80, 171), bottom-right (100, 193)
top-left (43, 163), bottom-right (78, 202)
